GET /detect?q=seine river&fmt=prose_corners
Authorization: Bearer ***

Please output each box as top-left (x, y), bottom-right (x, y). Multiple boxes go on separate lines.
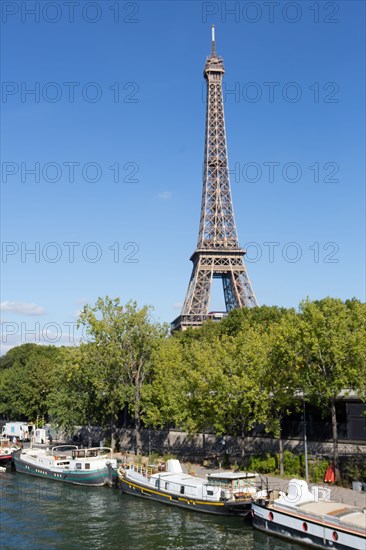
top-left (1, 473), bottom-right (304, 550)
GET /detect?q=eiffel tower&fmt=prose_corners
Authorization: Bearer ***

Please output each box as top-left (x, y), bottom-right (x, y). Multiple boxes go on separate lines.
top-left (172, 27), bottom-right (258, 332)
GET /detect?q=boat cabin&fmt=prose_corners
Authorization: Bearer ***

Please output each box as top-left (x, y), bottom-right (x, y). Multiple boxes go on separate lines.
top-left (71, 447), bottom-right (112, 459)
top-left (207, 471), bottom-right (258, 499)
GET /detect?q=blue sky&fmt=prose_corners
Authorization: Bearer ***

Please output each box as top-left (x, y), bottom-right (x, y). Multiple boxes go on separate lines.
top-left (1, 0), bottom-right (365, 352)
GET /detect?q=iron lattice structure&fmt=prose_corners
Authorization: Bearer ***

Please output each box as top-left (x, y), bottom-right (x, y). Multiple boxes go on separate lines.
top-left (172, 28), bottom-right (258, 331)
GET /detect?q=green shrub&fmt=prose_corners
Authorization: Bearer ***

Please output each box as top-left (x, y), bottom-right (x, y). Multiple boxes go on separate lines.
top-left (309, 459), bottom-right (328, 483)
top-left (248, 451), bottom-right (306, 477)
top-left (281, 450), bottom-right (301, 477)
top-left (248, 453), bottom-right (277, 474)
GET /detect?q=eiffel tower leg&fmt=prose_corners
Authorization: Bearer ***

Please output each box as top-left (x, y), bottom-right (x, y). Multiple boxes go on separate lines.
top-left (182, 260), bottom-right (213, 316)
top-left (222, 274), bottom-right (240, 311)
top-left (234, 271), bottom-right (258, 308)
top-left (223, 265), bottom-right (258, 310)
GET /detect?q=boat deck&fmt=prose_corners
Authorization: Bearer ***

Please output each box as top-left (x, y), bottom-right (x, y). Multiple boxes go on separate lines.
top-left (299, 501), bottom-right (366, 531)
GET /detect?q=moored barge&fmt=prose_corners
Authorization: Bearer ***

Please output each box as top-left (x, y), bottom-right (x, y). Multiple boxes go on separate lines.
top-left (252, 478), bottom-right (366, 549)
top-left (119, 458), bottom-right (259, 515)
top-left (13, 445), bottom-right (118, 486)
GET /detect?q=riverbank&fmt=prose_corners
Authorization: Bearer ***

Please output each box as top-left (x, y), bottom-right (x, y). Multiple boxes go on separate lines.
top-left (24, 443), bottom-right (365, 508)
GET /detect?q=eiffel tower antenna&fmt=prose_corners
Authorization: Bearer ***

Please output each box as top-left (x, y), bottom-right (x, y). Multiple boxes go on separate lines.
top-left (211, 25), bottom-right (216, 56)
top-left (172, 28), bottom-right (258, 331)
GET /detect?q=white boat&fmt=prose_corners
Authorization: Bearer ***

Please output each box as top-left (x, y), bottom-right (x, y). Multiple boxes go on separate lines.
top-left (119, 458), bottom-right (259, 515)
top-left (0, 437), bottom-right (20, 467)
top-left (13, 445), bottom-right (118, 486)
top-left (252, 478), bottom-right (366, 549)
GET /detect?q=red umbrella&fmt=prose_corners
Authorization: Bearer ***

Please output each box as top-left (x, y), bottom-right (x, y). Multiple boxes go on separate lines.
top-left (324, 464), bottom-right (335, 483)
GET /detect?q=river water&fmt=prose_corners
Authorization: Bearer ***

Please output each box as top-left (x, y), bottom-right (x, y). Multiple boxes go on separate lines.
top-left (1, 472), bottom-right (304, 550)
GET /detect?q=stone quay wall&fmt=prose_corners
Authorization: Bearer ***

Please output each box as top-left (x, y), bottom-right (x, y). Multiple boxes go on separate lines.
top-left (75, 426), bottom-right (366, 460)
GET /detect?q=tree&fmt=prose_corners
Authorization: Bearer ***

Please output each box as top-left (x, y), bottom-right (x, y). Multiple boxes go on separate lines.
top-left (259, 310), bottom-right (302, 475)
top-left (0, 344), bottom-right (61, 420)
top-left (220, 305), bottom-right (288, 337)
top-left (47, 347), bottom-right (99, 441)
top-left (298, 298), bottom-right (364, 481)
top-left (142, 336), bottom-right (186, 430)
top-left (344, 299), bottom-right (366, 401)
top-left (146, 330), bottom-right (270, 460)
top-left (77, 297), bottom-right (168, 452)
top-left (144, 336), bottom-right (230, 449)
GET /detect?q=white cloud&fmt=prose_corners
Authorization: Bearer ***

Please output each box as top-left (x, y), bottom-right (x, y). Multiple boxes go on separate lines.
top-left (0, 301), bottom-right (46, 316)
top-left (75, 298), bottom-right (88, 305)
top-left (73, 308), bottom-right (83, 319)
top-left (172, 302), bottom-right (183, 310)
top-left (157, 191), bottom-right (172, 200)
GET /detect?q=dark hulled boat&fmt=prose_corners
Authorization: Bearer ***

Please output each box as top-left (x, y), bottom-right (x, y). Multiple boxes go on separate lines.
top-left (119, 459), bottom-right (259, 516)
top-left (13, 446), bottom-right (118, 486)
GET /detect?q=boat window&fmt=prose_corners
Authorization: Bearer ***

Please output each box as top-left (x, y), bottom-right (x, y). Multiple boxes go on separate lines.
top-left (165, 482), bottom-right (169, 490)
top-left (85, 463), bottom-right (90, 469)
top-left (207, 490), bottom-right (214, 496)
top-left (76, 463), bottom-right (82, 470)
top-left (86, 450), bottom-right (98, 458)
top-left (180, 486), bottom-right (185, 495)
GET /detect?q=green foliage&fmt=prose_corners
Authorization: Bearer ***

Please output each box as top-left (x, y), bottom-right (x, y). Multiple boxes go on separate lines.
top-left (1, 297), bottom-right (364, 474)
top-left (248, 453), bottom-right (277, 474)
top-left (299, 298), bottom-right (364, 403)
top-left (248, 451), bottom-right (328, 482)
top-left (76, 297), bottom-right (168, 451)
top-left (298, 298), bottom-right (366, 480)
top-left (47, 347), bottom-right (98, 431)
top-left (281, 450), bottom-right (301, 476)
top-left (0, 343), bottom-right (62, 420)
top-left (308, 459), bottom-right (329, 483)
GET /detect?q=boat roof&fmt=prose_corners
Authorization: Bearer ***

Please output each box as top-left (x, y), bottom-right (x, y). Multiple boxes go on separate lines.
top-left (21, 449), bottom-right (51, 459)
top-left (207, 471), bottom-right (257, 480)
top-left (151, 472), bottom-right (206, 488)
top-left (298, 502), bottom-right (366, 531)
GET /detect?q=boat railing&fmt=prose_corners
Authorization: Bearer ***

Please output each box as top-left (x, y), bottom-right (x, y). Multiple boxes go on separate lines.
top-left (124, 462), bottom-right (165, 479)
top-left (51, 445), bottom-right (78, 456)
top-left (71, 447), bottom-right (113, 459)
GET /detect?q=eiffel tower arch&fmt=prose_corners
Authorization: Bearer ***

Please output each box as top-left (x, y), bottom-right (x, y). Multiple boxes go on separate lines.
top-left (172, 27), bottom-right (258, 332)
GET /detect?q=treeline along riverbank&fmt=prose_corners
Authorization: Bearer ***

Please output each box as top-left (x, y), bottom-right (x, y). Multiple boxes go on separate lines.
top-left (1, 296), bottom-right (365, 484)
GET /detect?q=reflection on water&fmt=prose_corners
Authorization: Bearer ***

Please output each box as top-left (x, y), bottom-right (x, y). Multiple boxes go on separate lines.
top-left (1, 473), bottom-right (304, 550)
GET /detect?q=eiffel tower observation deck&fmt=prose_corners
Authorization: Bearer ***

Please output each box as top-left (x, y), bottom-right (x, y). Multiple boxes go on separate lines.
top-left (172, 27), bottom-right (258, 332)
